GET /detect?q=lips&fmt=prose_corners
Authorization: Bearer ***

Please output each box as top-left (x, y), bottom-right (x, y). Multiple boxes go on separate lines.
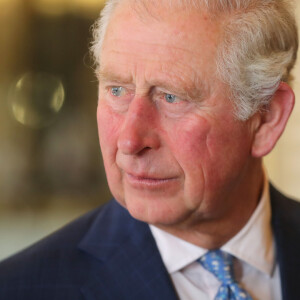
top-left (124, 171), bottom-right (178, 188)
top-left (127, 171), bottom-right (173, 180)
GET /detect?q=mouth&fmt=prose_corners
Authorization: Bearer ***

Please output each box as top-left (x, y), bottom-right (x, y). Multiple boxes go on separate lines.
top-left (125, 172), bottom-right (178, 188)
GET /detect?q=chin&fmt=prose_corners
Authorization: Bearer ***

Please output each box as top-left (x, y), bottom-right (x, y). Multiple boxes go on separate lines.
top-left (122, 195), bottom-right (192, 227)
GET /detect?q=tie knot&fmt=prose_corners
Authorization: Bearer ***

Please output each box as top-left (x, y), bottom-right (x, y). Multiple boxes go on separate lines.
top-left (198, 250), bottom-right (253, 299)
top-left (198, 250), bottom-right (236, 285)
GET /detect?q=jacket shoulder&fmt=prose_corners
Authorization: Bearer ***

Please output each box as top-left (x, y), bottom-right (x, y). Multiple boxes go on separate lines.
top-left (0, 201), bottom-right (113, 291)
top-left (270, 184), bottom-right (300, 227)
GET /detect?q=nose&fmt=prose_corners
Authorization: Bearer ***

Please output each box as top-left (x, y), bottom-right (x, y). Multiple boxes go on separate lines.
top-left (117, 97), bottom-right (160, 155)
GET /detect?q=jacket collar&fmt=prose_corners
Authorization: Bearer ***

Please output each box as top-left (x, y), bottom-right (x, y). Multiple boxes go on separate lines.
top-left (78, 200), bottom-right (178, 300)
top-left (270, 185), bottom-right (300, 300)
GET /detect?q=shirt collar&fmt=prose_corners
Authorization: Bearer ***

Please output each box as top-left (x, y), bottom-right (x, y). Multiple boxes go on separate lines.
top-left (150, 224), bottom-right (207, 273)
top-left (150, 175), bottom-right (274, 276)
top-left (222, 174), bottom-right (274, 276)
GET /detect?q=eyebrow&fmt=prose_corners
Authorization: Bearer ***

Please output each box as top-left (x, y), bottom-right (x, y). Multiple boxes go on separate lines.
top-left (98, 69), bottom-right (208, 100)
top-left (151, 79), bottom-right (207, 101)
top-left (98, 70), bottom-right (133, 85)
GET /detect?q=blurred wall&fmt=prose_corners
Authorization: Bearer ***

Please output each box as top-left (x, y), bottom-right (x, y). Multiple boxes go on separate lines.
top-left (0, 0), bottom-right (110, 260)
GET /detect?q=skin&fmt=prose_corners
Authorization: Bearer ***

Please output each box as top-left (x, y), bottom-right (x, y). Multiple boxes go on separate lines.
top-left (96, 3), bottom-right (272, 249)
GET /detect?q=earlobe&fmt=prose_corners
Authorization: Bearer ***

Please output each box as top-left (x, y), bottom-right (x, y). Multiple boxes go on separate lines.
top-left (251, 82), bottom-right (295, 158)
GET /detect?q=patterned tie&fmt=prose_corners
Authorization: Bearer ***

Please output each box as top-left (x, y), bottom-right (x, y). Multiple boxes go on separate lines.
top-left (198, 250), bottom-right (253, 300)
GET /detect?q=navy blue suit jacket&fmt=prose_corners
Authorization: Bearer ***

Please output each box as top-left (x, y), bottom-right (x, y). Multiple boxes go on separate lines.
top-left (0, 185), bottom-right (299, 300)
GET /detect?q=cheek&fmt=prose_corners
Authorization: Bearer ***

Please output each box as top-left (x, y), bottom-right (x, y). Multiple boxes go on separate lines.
top-left (202, 119), bottom-right (253, 192)
top-left (97, 103), bottom-right (126, 203)
top-left (207, 120), bottom-right (252, 164)
top-left (97, 104), bottom-right (121, 154)
top-left (161, 116), bottom-right (211, 208)
top-left (164, 116), bottom-right (211, 196)
top-left (169, 116), bottom-right (212, 166)
top-left (168, 115), bottom-right (252, 187)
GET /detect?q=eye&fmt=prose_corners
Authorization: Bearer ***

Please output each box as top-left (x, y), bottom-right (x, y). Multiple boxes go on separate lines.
top-left (165, 93), bottom-right (179, 104)
top-left (111, 86), bottom-right (126, 97)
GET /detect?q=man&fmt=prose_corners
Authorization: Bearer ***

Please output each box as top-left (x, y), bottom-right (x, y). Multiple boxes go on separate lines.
top-left (0, 0), bottom-right (299, 299)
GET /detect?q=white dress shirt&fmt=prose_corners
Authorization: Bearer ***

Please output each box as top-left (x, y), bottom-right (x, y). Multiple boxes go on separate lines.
top-left (150, 180), bottom-right (282, 300)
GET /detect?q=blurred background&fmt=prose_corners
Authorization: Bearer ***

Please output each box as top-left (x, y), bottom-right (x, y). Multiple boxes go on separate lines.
top-left (0, 0), bottom-right (299, 261)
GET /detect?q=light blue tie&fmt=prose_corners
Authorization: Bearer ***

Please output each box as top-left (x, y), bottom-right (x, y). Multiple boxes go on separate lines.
top-left (198, 250), bottom-right (253, 300)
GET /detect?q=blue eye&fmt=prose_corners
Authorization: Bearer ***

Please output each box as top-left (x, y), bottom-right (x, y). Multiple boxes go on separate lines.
top-left (165, 94), bottom-right (177, 103)
top-left (111, 87), bottom-right (125, 97)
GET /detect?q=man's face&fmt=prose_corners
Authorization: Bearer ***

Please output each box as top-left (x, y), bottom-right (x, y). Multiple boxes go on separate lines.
top-left (97, 4), bottom-right (257, 229)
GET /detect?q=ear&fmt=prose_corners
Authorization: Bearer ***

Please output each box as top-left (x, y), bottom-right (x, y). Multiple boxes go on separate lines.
top-left (251, 82), bottom-right (295, 158)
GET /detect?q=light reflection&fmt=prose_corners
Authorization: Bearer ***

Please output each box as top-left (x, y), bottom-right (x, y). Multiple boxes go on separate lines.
top-left (9, 72), bottom-right (65, 129)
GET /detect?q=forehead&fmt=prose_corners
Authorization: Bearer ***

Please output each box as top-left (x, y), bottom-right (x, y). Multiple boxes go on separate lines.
top-left (100, 2), bottom-right (222, 93)
top-left (105, 0), bottom-right (220, 44)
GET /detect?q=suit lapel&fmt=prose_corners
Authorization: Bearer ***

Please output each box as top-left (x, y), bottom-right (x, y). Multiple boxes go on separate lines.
top-left (78, 200), bottom-right (178, 300)
top-left (270, 185), bottom-right (300, 300)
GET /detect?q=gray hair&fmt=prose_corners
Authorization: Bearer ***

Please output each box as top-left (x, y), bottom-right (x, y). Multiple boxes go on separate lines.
top-left (90, 0), bottom-right (298, 120)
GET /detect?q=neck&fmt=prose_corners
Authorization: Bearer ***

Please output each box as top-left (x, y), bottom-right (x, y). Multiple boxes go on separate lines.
top-left (156, 161), bottom-right (264, 249)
